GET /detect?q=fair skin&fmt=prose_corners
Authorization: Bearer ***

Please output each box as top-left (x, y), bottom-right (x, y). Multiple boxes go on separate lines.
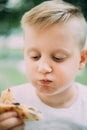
top-left (0, 21), bottom-right (87, 130)
top-left (24, 21), bottom-right (87, 108)
top-left (0, 111), bottom-right (24, 130)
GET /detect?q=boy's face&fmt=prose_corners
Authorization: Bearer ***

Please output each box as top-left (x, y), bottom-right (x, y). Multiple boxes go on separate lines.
top-left (23, 23), bottom-right (82, 96)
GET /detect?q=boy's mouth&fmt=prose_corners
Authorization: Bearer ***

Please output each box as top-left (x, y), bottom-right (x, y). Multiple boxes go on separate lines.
top-left (39, 79), bottom-right (52, 85)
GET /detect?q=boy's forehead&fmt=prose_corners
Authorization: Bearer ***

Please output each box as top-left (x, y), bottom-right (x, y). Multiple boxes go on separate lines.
top-left (23, 21), bottom-right (82, 51)
top-left (24, 19), bottom-right (82, 40)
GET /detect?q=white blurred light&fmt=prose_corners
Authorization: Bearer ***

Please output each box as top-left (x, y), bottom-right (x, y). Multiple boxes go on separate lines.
top-left (7, 0), bottom-right (22, 8)
top-left (6, 34), bottom-right (23, 49)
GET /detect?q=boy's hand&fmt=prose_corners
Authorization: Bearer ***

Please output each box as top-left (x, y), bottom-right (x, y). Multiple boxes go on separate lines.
top-left (0, 111), bottom-right (25, 130)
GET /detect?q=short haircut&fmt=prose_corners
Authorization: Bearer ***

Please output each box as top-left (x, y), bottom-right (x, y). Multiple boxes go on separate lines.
top-left (21, 0), bottom-right (87, 50)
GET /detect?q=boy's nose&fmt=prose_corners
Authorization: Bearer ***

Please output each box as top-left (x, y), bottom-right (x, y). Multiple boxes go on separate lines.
top-left (38, 62), bottom-right (52, 74)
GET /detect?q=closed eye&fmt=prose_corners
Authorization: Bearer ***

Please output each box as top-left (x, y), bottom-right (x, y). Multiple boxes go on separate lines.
top-left (53, 57), bottom-right (66, 62)
top-left (31, 56), bottom-right (40, 60)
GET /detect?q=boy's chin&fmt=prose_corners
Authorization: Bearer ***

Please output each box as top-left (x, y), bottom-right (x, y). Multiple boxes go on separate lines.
top-left (39, 84), bottom-right (73, 96)
top-left (38, 88), bottom-right (66, 96)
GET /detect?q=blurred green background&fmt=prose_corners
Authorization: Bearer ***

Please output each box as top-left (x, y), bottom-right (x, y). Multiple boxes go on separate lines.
top-left (0, 0), bottom-right (87, 94)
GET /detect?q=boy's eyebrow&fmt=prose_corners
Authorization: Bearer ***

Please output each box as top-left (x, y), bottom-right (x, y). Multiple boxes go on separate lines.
top-left (26, 48), bottom-right (72, 55)
top-left (25, 46), bottom-right (73, 52)
top-left (53, 48), bottom-right (72, 54)
top-left (25, 47), bottom-right (39, 52)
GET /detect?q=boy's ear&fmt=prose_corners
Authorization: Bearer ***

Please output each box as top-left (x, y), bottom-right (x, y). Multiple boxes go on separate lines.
top-left (79, 50), bottom-right (87, 70)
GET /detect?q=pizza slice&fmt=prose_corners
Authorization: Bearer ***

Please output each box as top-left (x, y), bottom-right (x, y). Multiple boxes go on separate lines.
top-left (0, 89), bottom-right (41, 121)
top-left (0, 88), bottom-right (15, 103)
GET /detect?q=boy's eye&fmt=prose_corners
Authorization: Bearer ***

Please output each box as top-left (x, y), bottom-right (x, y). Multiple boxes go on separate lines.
top-left (31, 56), bottom-right (40, 60)
top-left (53, 57), bottom-right (65, 62)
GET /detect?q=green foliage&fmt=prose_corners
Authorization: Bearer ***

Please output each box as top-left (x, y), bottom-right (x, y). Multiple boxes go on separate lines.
top-left (0, 0), bottom-right (34, 35)
top-left (0, 49), bottom-right (23, 59)
top-left (75, 66), bottom-right (87, 85)
top-left (33, 0), bottom-right (48, 5)
top-left (0, 59), bottom-right (28, 94)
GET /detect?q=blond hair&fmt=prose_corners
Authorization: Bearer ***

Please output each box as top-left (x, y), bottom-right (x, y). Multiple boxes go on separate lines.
top-left (21, 0), bottom-right (87, 49)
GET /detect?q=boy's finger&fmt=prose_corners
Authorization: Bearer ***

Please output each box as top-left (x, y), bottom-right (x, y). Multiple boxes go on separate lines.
top-left (9, 124), bottom-right (25, 130)
top-left (0, 117), bottom-right (24, 130)
top-left (0, 111), bottom-right (17, 121)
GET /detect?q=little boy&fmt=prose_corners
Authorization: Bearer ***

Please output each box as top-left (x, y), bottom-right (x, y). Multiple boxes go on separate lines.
top-left (0, 0), bottom-right (87, 130)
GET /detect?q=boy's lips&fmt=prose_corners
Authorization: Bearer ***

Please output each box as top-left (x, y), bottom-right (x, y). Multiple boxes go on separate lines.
top-left (39, 79), bottom-right (52, 85)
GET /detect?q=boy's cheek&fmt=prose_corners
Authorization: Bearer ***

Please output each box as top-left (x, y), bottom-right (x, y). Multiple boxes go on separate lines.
top-left (25, 65), bottom-right (35, 77)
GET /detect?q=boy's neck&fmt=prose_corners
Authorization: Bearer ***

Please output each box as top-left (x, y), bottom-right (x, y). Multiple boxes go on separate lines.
top-left (37, 84), bottom-right (78, 108)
